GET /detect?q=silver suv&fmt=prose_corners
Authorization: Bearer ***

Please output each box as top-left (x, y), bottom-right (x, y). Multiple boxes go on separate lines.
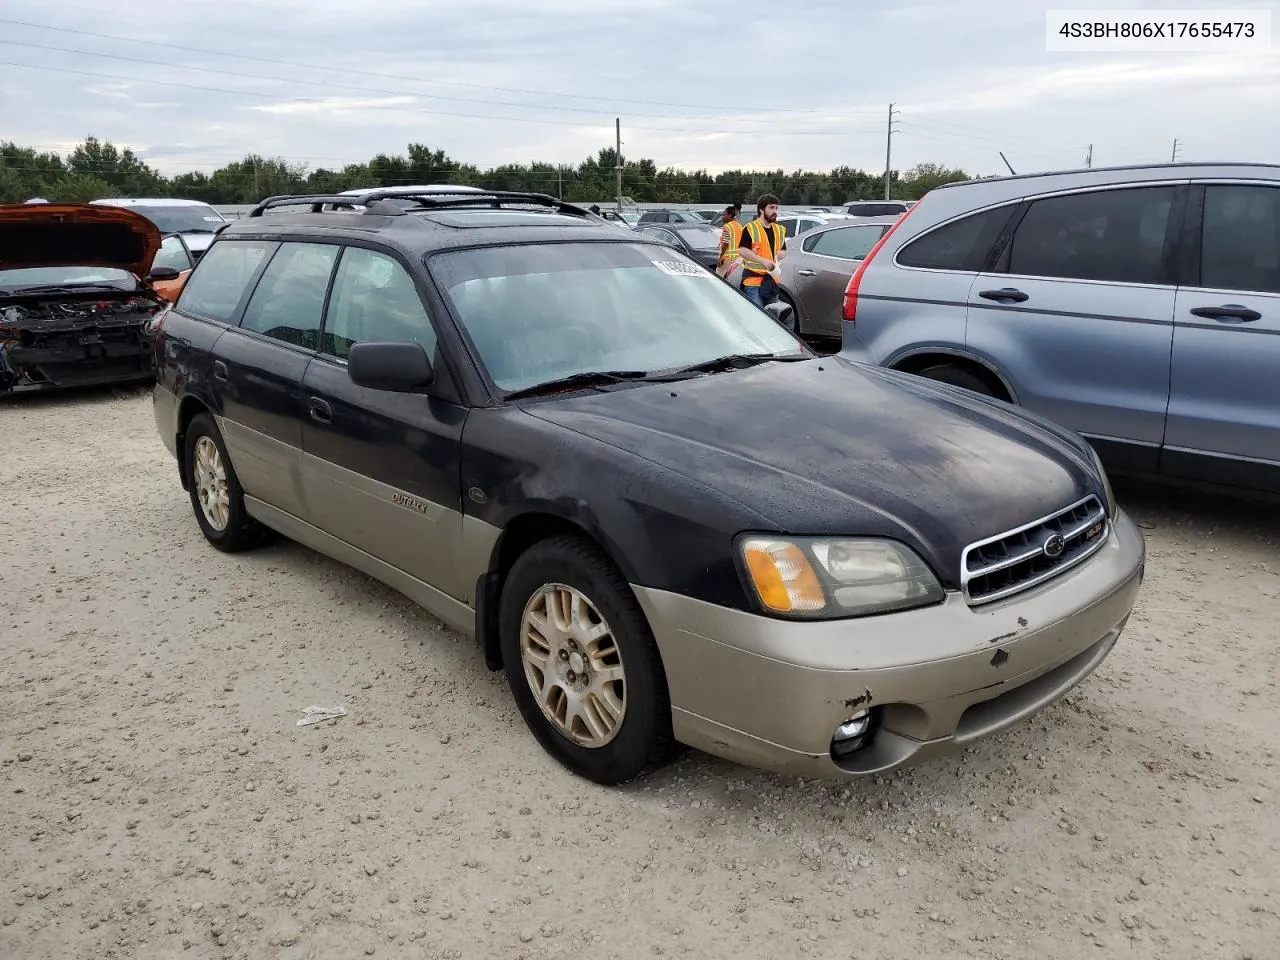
top-left (839, 162), bottom-right (1280, 497)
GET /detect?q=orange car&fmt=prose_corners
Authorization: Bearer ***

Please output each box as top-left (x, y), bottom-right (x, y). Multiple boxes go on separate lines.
top-left (0, 202), bottom-right (182, 394)
top-left (150, 233), bottom-right (195, 300)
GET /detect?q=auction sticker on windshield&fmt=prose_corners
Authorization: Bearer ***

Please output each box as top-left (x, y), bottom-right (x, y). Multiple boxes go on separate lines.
top-left (652, 259), bottom-right (711, 278)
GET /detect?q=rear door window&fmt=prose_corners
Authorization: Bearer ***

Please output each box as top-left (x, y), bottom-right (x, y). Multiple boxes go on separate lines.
top-left (1200, 184), bottom-right (1280, 293)
top-left (1005, 186), bottom-right (1177, 285)
top-left (175, 239), bottom-right (278, 322)
top-left (238, 241), bottom-right (340, 350)
top-left (897, 206), bottom-right (1014, 270)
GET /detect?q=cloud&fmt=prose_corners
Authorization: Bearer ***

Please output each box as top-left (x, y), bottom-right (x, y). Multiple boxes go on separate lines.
top-left (253, 95), bottom-right (419, 116)
top-left (0, 0), bottom-right (1276, 179)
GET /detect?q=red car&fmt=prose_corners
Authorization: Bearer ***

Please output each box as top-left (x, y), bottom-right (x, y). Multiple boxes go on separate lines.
top-left (0, 202), bottom-right (185, 394)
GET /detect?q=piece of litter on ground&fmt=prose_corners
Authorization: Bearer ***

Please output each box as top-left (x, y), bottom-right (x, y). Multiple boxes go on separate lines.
top-left (297, 706), bottom-right (347, 727)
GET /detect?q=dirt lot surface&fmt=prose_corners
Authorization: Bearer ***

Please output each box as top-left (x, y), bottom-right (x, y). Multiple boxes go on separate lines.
top-left (2, 385), bottom-right (1277, 960)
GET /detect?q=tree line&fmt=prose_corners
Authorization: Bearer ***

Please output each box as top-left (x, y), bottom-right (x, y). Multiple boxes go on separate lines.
top-left (1, 136), bottom-right (977, 207)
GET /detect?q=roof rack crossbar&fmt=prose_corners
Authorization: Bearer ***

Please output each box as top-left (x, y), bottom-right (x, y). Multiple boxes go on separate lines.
top-left (247, 190), bottom-right (593, 218)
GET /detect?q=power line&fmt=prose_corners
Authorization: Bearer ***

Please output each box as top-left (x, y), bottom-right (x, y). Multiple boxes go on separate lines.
top-left (0, 37), bottom-right (884, 130)
top-left (0, 16), bottom-right (887, 117)
top-left (0, 58), bottom-right (880, 138)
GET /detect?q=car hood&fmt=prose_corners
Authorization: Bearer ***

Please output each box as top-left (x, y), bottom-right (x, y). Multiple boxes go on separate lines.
top-left (521, 356), bottom-right (1100, 587)
top-left (0, 203), bottom-right (162, 277)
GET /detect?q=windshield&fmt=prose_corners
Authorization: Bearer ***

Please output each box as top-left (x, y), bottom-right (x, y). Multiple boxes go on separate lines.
top-left (0, 266), bottom-right (137, 292)
top-left (126, 204), bottom-right (226, 234)
top-left (678, 226), bottom-right (722, 251)
top-left (430, 241), bottom-right (805, 394)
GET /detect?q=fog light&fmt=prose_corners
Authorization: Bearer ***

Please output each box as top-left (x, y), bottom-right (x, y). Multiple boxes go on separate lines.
top-left (830, 711), bottom-right (873, 758)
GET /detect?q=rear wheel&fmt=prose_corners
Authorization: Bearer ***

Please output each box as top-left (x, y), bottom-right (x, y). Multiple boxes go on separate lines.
top-left (498, 534), bottom-right (673, 785)
top-left (915, 363), bottom-right (1002, 399)
top-left (183, 413), bottom-right (268, 552)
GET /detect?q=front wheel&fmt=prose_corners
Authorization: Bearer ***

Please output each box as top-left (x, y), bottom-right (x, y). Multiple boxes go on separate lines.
top-left (915, 363), bottom-right (1001, 399)
top-left (498, 535), bottom-right (674, 785)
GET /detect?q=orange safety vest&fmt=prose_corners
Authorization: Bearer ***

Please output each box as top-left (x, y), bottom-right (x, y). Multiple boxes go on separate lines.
top-left (718, 219), bottom-right (744, 264)
top-left (739, 219), bottom-right (786, 286)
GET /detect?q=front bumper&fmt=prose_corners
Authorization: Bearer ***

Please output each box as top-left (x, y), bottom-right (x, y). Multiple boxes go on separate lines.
top-left (0, 328), bottom-right (153, 393)
top-left (632, 508), bottom-right (1146, 778)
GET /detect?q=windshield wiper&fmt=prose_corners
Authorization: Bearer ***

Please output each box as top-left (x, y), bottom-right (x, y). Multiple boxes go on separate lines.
top-left (503, 369), bottom-right (650, 400)
top-left (0, 283), bottom-right (124, 296)
top-left (664, 352), bottom-right (809, 377)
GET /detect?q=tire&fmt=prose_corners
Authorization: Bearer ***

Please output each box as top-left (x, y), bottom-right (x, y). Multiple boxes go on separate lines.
top-left (183, 413), bottom-right (268, 552)
top-left (498, 534), bottom-right (674, 785)
top-left (915, 363), bottom-right (1001, 399)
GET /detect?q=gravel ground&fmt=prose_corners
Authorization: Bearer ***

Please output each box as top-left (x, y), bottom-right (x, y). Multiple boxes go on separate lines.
top-left (2, 384), bottom-right (1277, 960)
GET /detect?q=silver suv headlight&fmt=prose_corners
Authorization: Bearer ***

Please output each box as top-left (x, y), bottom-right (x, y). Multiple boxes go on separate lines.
top-left (1088, 445), bottom-right (1117, 518)
top-left (737, 536), bottom-right (945, 619)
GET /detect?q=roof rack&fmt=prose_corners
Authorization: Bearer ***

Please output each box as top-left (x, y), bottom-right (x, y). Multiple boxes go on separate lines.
top-left (248, 190), bottom-right (593, 218)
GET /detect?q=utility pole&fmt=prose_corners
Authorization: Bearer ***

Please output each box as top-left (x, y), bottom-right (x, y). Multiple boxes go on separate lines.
top-left (883, 103), bottom-right (898, 200)
top-left (615, 118), bottom-right (623, 212)
top-left (1085, 144), bottom-right (1093, 168)
top-left (1171, 138), bottom-right (1181, 162)
top-left (557, 164), bottom-right (562, 199)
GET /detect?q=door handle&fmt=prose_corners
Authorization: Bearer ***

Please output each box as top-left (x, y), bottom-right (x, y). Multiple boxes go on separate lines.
top-left (308, 397), bottom-right (332, 424)
top-left (1189, 304), bottom-right (1261, 323)
top-left (979, 288), bottom-right (1029, 303)
top-left (796, 269), bottom-right (816, 277)
top-left (212, 360), bottom-right (228, 381)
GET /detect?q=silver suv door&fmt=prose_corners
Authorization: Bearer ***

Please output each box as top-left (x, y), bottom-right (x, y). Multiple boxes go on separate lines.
top-left (963, 182), bottom-right (1185, 474)
top-left (1165, 181), bottom-right (1280, 492)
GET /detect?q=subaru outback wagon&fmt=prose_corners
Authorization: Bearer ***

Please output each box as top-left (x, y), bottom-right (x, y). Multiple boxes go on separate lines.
top-left (151, 189), bottom-right (1145, 785)
top-left (838, 162), bottom-right (1280, 497)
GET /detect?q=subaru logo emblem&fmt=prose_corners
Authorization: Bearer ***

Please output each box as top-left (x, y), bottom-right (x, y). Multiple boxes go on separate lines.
top-left (1043, 533), bottom-right (1066, 558)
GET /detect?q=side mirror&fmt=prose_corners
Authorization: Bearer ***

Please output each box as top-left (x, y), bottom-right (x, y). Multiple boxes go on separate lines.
top-left (763, 301), bottom-right (795, 329)
top-left (149, 266), bottom-right (181, 281)
top-left (347, 341), bottom-right (434, 392)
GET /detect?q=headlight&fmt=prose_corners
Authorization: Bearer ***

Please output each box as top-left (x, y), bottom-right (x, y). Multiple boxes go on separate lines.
top-left (738, 536), bottom-right (945, 619)
top-left (1088, 445), bottom-right (1117, 518)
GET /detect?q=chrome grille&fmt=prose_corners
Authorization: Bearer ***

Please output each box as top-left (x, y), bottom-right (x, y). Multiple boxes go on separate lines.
top-left (961, 495), bottom-right (1108, 605)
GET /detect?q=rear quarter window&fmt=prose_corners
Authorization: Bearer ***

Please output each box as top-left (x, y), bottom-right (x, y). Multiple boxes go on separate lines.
top-left (895, 205), bottom-right (1015, 271)
top-left (175, 239), bottom-right (279, 323)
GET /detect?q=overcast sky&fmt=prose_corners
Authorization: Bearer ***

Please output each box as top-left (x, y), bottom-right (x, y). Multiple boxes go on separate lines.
top-left (1, 0), bottom-right (1277, 179)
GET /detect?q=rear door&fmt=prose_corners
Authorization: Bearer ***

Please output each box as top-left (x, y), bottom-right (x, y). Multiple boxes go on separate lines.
top-left (964, 183), bottom-right (1184, 473)
top-left (211, 239), bottom-right (340, 520)
top-left (300, 244), bottom-right (470, 599)
top-left (1164, 181), bottom-right (1280, 492)
top-left (791, 222), bottom-right (894, 336)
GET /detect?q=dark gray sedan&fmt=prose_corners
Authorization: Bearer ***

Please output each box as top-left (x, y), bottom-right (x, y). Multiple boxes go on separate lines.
top-left (777, 216), bottom-right (900, 337)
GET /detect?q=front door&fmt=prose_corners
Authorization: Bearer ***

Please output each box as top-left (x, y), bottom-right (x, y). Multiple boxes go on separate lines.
top-left (300, 244), bottom-right (469, 599)
top-left (1165, 181), bottom-right (1280, 493)
top-left (964, 183), bottom-right (1184, 474)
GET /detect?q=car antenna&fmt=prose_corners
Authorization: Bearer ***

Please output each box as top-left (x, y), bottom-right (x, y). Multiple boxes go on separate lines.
top-left (999, 152), bottom-right (1017, 176)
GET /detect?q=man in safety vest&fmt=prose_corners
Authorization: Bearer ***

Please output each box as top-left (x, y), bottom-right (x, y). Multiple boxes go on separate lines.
top-left (736, 193), bottom-right (787, 308)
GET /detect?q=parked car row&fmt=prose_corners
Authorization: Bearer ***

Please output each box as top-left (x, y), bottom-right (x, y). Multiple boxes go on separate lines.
top-left (143, 186), bottom-right (1144, 788)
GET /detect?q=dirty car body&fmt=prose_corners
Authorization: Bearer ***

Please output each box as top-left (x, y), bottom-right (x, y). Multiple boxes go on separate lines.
top-left (151, 190), bottom-right (1145, 785)
top-left (0, 202), bottom-right (172, 395)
